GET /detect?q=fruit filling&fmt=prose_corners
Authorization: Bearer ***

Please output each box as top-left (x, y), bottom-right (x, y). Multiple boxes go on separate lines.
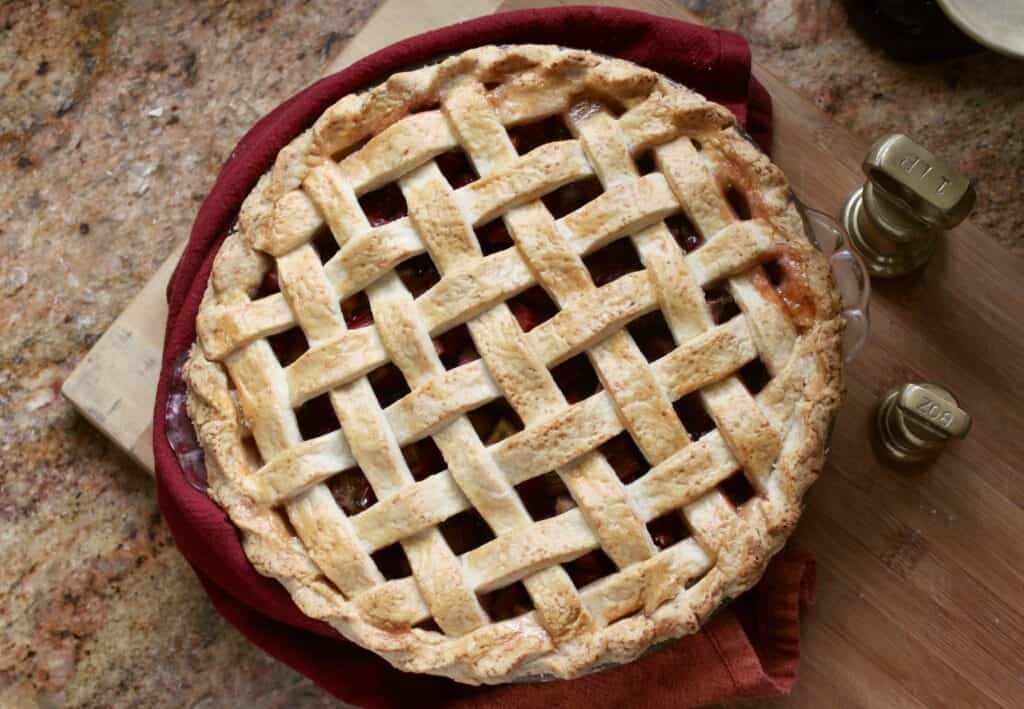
top-left (598, 432), bottom-right (649, 485)
top-left (541, 177), bottom-right (603, 219)
top-left (359, 182), bottom-right (407, 227)
top-left (479, 581), bottom-right (533, 621)
top-left (666, 213), bottom-right (703, 253)
top-left (754, 249), bottom-right (817, 331)
top-left (583, 237), bottom-right (644, 286)
top-left (507, 116), bottom-right (572, 155)
top-left (474, 219), bottom-right (514, 255)
top-left (435, 150), bottom-right (479, 189)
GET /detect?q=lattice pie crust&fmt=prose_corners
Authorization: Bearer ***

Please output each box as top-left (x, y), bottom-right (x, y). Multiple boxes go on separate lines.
top-left (185, 45), bottom-right (843, 684)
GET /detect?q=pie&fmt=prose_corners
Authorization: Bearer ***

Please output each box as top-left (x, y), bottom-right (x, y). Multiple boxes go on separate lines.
top-left (184, 44), bottom-right (843, 684)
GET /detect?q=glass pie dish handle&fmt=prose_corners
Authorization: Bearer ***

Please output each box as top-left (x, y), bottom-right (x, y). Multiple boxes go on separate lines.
top-left (798, 202), bottom-right (871, 363)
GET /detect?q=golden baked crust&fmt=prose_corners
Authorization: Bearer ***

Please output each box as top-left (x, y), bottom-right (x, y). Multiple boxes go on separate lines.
top-left (184, 44), bottom-right (843, 684)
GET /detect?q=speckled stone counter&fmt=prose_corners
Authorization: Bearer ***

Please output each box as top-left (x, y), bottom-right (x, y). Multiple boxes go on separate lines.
top-left (1, 2), bottom-right (1021, 706)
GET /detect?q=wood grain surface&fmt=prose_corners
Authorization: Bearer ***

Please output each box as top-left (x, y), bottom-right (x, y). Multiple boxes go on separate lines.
top-left (61, 0), bottom-right (1024, 706)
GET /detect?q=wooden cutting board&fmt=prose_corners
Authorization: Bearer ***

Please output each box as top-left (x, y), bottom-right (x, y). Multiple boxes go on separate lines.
top-left (61, 0), bottom-right (1024, 705)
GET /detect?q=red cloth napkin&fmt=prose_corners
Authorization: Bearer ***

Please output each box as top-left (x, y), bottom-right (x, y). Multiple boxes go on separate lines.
top-left (154, 6), bottom-right (813, 707)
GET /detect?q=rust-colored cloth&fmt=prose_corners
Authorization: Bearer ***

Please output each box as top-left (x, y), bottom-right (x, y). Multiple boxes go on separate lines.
top-left (154, 6), bottom-right (814, 707)
top-left (199, 548), bottom-right (816, 708)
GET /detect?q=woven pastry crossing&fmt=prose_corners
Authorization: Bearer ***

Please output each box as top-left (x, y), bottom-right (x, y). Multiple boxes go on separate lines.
top-left (186, 45), bottom-right (843, 684)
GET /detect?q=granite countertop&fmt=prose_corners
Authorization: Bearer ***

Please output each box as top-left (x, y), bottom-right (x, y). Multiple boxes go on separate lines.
top-left (1, 1), bottom-right (1021, 706)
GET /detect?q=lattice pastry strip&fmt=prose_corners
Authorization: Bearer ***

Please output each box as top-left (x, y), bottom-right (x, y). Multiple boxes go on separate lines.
top-left (185, 45), bottom-right (843, 685)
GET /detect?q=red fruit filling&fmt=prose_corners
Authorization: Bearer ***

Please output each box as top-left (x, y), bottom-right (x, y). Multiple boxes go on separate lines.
top-left (474, 219), bottom-right (514, 255)
top-left (295, 393), bottom-right (340, 440)
top-left (551, 353), bottom-right (602, 404)
top-left (704, 284), bottom-right (740, 324)
top-left (256, 266), bottom-right (280, 298)
top-left (666, 212), bottom-right (703, 253)
top-left (435, 150), bottom-right (479, 189)
top-left (673, 392), bottom-right (716, 440)
top-left (268, 327), bottom-right (309, 367)
top-left (479, 581), bottom-right (533, 621)
top-left (367, 362), bottom-right (411, 408)
top-left (564, 549), bottom-right (618, 590)
top-left (508, 116), bottom-right (572, 155)
top-left (719, 470), bottom-right (758, 509)
top-left (627, 310), bottom-right (675, 362)
top-left (541, 176), bottom-right (603, 219)
top-left (401, 436), bottom-right (447, 481)
top-left (372, 543), bottom-right (411, 580)
top-left (434, 323), bottom-right (480, 369)
top-left (507, 284), bottom-right (559, 333)
top-left (341, 291), bottom-right (373, 329)
top-left (753, 249), bottom-right (816, 332)
top-left (396, 253), bottom-right (441, 297)
top-left (328, 467), bottom-right (377, 516)
top-left (311, 227), bottom-right (340, 262)
top-left (597, 432), bottom-right (648, 485)
top-left (738, 357), bottom-right (771, 395)
top-left (583, 237), bottom-right (644, 286)
top-left (646, 512), bottom-right (690, 549)
top-left (359, 182), bottom-right (408, 227)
